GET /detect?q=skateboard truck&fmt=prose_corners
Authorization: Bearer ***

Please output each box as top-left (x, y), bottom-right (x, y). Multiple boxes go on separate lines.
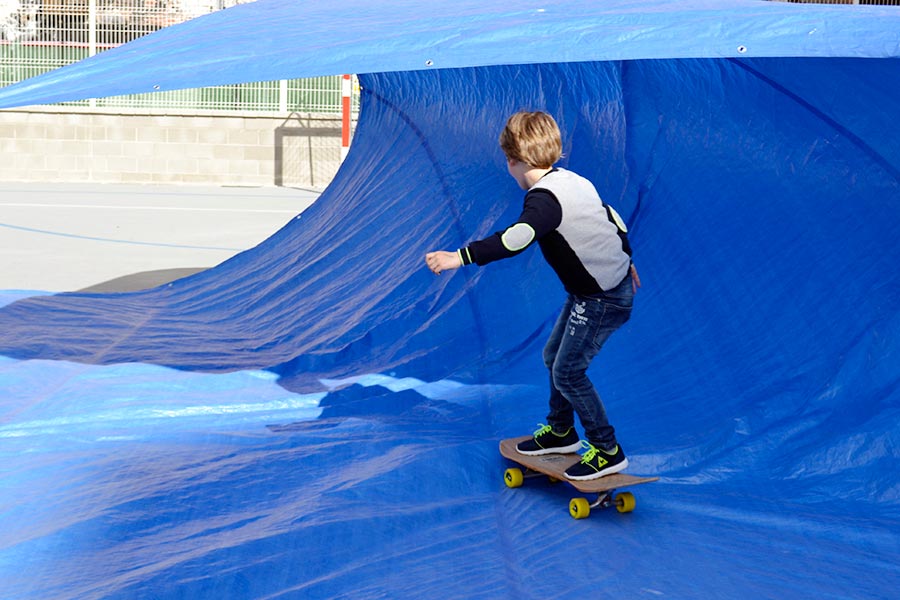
top-left (505, 466), bottom-right (638, 518)
top-left (573, 489), bottom-right (637, 517)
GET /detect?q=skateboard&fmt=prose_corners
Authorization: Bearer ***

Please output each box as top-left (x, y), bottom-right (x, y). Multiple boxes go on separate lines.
top-left (500, 436), bottom-right (658, 519)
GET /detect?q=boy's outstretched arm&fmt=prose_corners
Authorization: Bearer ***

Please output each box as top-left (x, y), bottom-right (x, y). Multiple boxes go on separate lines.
top-left (425, 250), bottom-right (462, 275)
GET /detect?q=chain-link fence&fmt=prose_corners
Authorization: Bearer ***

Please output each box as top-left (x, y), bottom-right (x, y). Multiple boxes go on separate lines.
top-left (0, 0), bottom-right (357, 114)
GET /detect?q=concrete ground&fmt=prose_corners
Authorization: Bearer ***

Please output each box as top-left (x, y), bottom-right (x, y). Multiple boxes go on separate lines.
top-left (0, 182), bottom-right (319, 293)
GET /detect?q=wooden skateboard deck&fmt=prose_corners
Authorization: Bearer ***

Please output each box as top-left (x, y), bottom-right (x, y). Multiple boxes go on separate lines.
top-left (500, 436), bottom-right (658, 519)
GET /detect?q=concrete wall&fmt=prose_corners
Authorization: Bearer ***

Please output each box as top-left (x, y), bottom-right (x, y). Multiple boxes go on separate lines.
top-left (0, 108), bottom-right (345, 188)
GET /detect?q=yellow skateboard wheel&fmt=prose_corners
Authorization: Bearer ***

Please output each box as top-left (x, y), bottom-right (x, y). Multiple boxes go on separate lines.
top-left (616, 492), bottom-right (636, 513)
top-left (569, 497), bottom-right (590, 519)
top-left (504, 467), bottom-right (524, 488)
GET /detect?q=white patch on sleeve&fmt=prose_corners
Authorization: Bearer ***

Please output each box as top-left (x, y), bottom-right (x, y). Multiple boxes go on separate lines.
top-left (501, 223), bottom-right (536, 252)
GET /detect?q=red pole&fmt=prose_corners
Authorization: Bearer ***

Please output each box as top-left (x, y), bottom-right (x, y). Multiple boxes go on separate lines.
top-left (341, 74), bottom-right (352, 161)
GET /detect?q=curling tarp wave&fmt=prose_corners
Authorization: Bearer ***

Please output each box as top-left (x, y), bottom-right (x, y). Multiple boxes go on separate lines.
top-left (1, 1), bottom-right (899, 598)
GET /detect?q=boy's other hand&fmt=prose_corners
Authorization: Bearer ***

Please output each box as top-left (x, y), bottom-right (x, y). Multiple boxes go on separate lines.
top-left (425, 251), bottom-right (462, 275)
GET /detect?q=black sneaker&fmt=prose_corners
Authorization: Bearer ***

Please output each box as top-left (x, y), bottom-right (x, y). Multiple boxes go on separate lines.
top-left (564, 441), bottom-right (629, 480)
top-left (516, 424), bottom-right (581, 456)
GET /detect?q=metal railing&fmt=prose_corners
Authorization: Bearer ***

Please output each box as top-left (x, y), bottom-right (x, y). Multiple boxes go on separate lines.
top-left (0, 0), bottom-right (358, 114)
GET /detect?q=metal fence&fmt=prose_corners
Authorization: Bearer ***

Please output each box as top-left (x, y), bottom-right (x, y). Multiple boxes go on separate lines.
top-left (0, 0), bottom-right (357, 114)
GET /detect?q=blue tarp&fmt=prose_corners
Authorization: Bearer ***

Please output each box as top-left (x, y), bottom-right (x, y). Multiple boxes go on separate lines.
top-left (1, 1), bottom-right (899, 598)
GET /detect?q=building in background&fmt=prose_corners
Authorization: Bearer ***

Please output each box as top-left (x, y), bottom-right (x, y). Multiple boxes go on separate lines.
top-left (0, 0), bottom-right (359, 188)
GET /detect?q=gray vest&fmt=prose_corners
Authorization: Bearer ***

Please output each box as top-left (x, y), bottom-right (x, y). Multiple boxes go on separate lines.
top-left (530, 169), bottom-right (631, 292)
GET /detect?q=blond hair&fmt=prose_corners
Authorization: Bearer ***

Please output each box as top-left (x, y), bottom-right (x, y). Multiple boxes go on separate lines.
top-left (499, 111), bottom-right (562, 169)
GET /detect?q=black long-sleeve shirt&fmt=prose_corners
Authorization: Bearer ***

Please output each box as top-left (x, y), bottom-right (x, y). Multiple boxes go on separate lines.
top-left (458, 168), bottom-right (631, 296)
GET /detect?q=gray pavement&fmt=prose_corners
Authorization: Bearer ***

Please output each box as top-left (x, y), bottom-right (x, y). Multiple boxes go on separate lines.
top-left (0, 183), bottom-right (319, 293)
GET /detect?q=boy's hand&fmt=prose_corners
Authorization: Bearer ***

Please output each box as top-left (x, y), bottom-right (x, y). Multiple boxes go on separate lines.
top-left (425, 251), bottom-right (462, 275)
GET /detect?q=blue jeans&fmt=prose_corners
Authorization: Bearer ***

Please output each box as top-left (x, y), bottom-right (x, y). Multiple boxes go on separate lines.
top-left (543, 274), bottom-right (633, 450)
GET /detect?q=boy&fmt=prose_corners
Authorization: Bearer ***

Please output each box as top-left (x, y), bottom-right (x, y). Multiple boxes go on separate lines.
top-left (425, 111), bottom-right (638, 480)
